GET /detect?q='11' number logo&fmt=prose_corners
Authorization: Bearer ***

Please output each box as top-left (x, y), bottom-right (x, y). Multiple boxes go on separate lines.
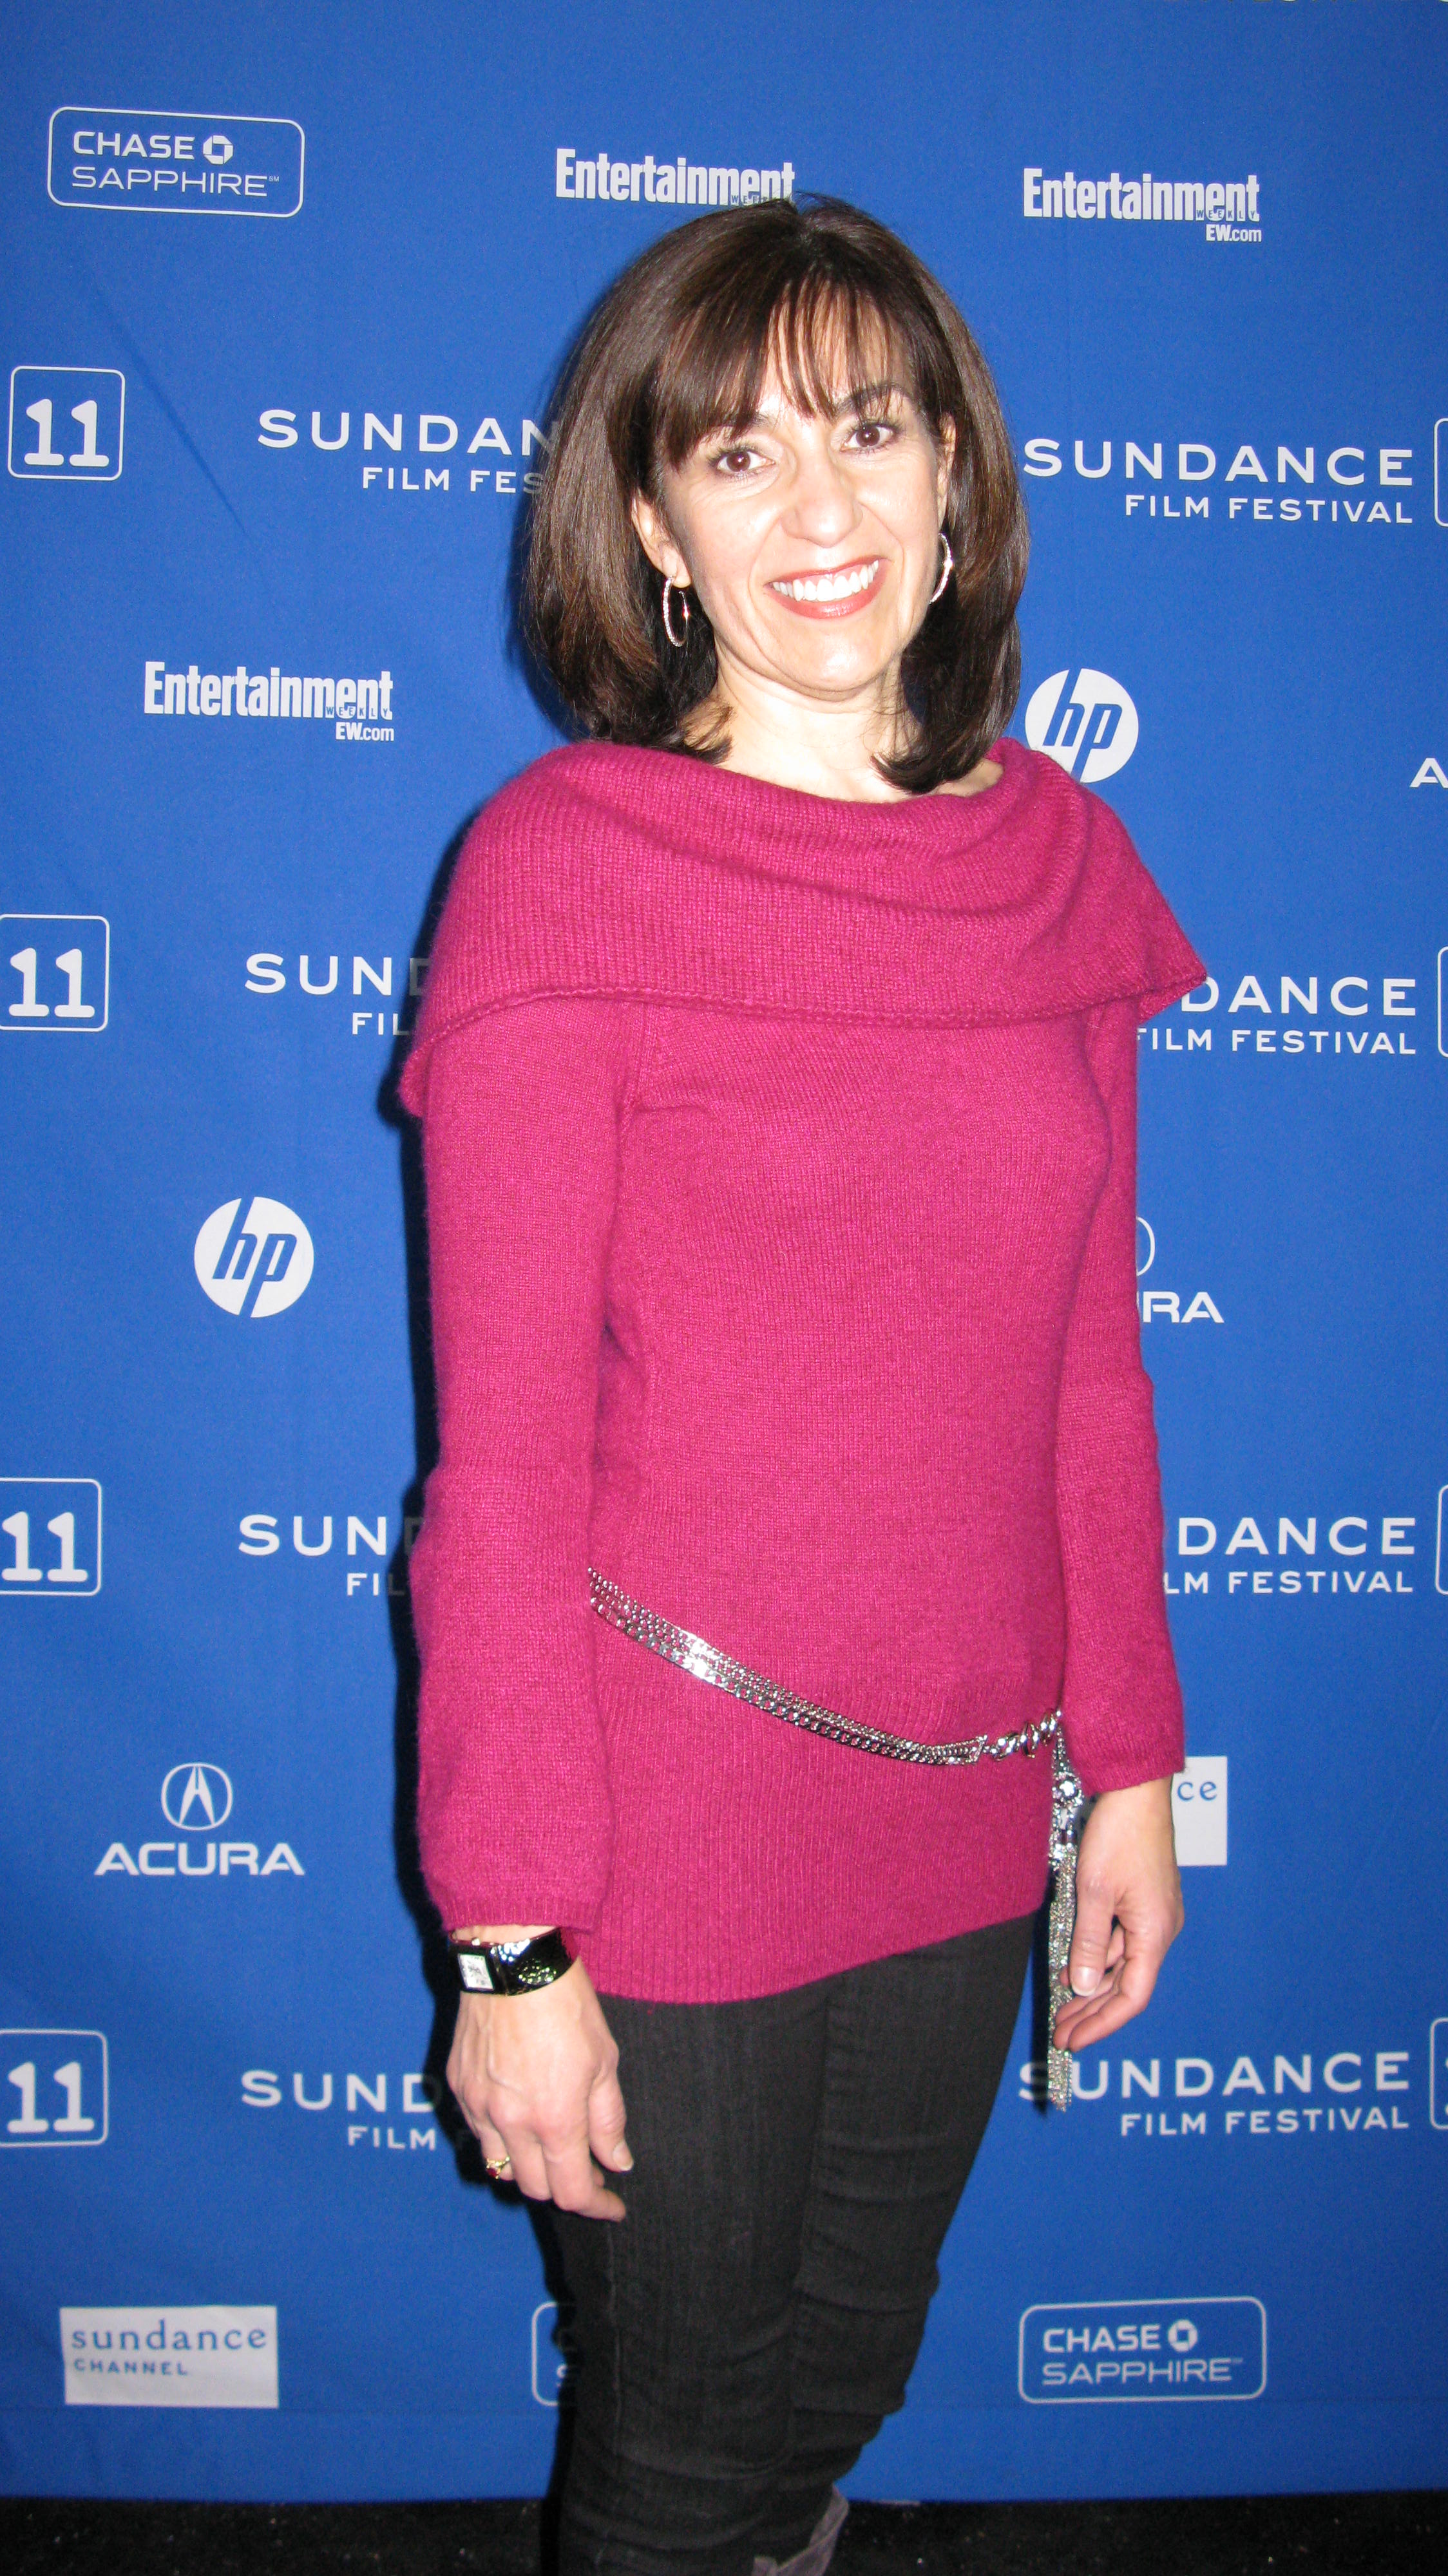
top-left (2, 2032), bottom-right (108, 2146)
top-left (0, 1479), bottom-right (102, 1595)
top-left (1, 916), bottom-right (110, 1031)
top-left (8, 368), bottom-right (124, 480)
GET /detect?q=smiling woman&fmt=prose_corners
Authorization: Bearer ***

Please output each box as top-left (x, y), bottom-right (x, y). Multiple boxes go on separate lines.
top-left (527, 196), bottom-right (1027, 794)
top-left (403, 193), bottom-right (1201, 2576)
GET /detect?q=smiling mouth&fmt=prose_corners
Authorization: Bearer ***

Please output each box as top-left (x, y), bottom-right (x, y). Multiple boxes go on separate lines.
top-left (768, 558), bottom-right (882, 614)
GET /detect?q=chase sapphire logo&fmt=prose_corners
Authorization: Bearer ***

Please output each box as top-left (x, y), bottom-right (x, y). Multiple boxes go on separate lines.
top-left (48, 110), bottom-right (304, 217)
top-left (1019, 2298), bottom-right (1266, 2403)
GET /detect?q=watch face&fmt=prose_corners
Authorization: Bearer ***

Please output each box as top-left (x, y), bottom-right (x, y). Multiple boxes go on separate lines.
top-left (457, 1953), bottom-right (495, 1992)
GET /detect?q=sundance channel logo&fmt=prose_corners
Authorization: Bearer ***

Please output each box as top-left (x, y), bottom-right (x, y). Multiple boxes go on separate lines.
top-left (48, 111), bottom-right (303, 216)
top-left (1019, 2298), bottom-right (1266, 2404)
top-left (62, 2307), bottom-right (278, 2406)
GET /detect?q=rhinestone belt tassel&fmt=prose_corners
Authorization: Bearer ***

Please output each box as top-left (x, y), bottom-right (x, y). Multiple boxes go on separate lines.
top-left (587, 1566), bottom-right (1088, 2107)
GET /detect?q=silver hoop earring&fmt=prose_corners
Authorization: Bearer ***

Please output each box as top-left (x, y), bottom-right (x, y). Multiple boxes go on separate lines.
top-left (929, 533), bottom-right (955, 606)
top-left (661, 578), bottom-right (691, 649)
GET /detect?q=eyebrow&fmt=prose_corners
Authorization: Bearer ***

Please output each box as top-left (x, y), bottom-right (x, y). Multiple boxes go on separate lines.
top-left (719, 379), bottom-right (911, 433)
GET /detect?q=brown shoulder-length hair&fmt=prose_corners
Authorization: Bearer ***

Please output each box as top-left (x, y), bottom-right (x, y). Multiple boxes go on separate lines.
top-left (524, 196), bottom-right (1029, 795)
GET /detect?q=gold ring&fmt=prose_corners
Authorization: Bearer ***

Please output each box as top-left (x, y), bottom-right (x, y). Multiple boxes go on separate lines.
top-left (484, 2153), bottom-right (513, 2181)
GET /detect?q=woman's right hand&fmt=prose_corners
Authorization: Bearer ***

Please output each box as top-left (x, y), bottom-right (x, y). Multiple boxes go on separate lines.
top-left (446, 1953), bottom-right (632, 2220)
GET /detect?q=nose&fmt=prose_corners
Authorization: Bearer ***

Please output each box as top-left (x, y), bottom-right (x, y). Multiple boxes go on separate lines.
top-left (780, 436), bottom-right (861, 548)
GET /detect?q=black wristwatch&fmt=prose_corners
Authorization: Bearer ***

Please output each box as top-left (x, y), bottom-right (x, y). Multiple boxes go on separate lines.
top-left (450, 1928), bottom-right (575, 1995)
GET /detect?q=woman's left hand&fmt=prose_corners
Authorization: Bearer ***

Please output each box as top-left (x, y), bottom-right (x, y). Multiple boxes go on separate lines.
top-left (1050, 1777), bottom-right (1184, 2054)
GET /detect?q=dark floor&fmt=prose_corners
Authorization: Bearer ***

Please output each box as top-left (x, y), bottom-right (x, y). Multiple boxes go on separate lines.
top-left (3, 2492), bottom-right (1445, 2576)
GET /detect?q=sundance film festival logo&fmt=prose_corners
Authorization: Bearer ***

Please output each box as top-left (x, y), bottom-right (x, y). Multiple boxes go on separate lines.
top-left (1022, 435), bottom-right (1414, 534)
top-left (1024, 669), bottom-right (1138, 782)
top-left (241, 2063), bottom-right (439, 2152)
top-left (195, 1198), bottom-right (314, 1320)
top-left (48, 111), bottom-right (303, 216)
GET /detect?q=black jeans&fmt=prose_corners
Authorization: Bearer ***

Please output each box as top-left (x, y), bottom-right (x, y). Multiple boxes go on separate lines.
top-left (549, 1911), bottom-right (1034, 2576)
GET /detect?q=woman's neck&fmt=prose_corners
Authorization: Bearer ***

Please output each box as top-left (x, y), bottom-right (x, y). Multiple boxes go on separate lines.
top-left (687, 655), bottom-right (998, 803)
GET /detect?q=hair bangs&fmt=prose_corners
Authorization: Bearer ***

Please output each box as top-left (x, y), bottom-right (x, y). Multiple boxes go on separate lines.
top-left (651, 270), bottom-right (928, 477)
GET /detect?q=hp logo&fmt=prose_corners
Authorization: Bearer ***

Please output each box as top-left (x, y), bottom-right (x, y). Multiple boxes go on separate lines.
top-left (1025, 668), bottom-right (1139, 783)
top-left (195, 1197), bottom-right (314, 1320)
top-left (160, 1764), bottom-right (234, 1830)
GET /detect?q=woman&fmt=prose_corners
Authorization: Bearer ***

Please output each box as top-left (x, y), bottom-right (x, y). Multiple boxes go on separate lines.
top-left (399, 198), bottom-right (1203, 2574)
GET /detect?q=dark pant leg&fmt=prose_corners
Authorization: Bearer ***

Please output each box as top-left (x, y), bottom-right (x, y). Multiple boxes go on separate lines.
top-left (550, 1978), bottom-right (831, 2576)
top-left (756, 1912), bottom-right (1035, 2560)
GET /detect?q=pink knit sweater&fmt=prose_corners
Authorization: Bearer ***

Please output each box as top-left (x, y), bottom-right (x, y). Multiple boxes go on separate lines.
top-left (399, 734), bottom-right (1204, 2002)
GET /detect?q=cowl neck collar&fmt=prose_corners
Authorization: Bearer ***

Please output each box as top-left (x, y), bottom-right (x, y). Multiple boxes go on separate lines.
top-left (400, 734), bottom-right (1204, 1112)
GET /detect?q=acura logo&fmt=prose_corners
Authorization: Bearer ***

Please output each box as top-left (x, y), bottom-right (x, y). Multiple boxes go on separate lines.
top-left (160, 1763), bottom-right (234, 1831)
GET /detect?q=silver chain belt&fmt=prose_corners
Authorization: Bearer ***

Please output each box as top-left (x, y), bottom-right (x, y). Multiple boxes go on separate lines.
top-left (587, 1564), bottom-right (1087, 2107)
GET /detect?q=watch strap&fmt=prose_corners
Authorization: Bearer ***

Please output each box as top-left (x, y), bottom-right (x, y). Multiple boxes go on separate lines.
top-left (452, 1928), bottom-right (574, 1995)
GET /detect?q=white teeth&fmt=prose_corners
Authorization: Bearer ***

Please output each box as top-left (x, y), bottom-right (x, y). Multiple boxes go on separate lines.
top-left (776, 561), bottom-right (879, 602)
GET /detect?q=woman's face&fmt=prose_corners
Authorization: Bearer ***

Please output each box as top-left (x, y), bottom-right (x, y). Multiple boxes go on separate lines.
top-left (633, 347), bottom-right (951, 715)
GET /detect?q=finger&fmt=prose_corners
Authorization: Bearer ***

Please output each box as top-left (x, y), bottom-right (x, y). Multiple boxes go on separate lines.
top-left (497, 2130), bottom-right (553, 2202)
top-left (587, 2067), bottom-right (633, 2172)
top-left (1051, 1962), bottom-right (1121, 2049)
top-left (1055, 1931), bottom-right (1168, 2052)
top-left (542, 2130), bottom-right (627, 2221)
top-left (1067, 1877), bottom-right (1117, 1998)
top-left (477, 2116), bottom-right (513, 2170)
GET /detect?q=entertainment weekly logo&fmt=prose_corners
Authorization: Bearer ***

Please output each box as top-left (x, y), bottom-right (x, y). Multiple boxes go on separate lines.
top-left (143, 661), bottom-right (393, 741)
top-left (1023, 166), bottom-right (1261, 243)
top-left (555, 149), bottom-right (795, 207)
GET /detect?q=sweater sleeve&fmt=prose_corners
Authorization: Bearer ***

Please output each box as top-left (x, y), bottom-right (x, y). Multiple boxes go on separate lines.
top-left (406, 996), bottom-right (646, 1937)
top-left (1054, 999), bottom-right (1185, 1794)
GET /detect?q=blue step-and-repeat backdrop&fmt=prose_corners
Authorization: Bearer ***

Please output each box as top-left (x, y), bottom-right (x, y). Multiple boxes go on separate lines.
top-left (3, 0), bottom-right (1445, 2509)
